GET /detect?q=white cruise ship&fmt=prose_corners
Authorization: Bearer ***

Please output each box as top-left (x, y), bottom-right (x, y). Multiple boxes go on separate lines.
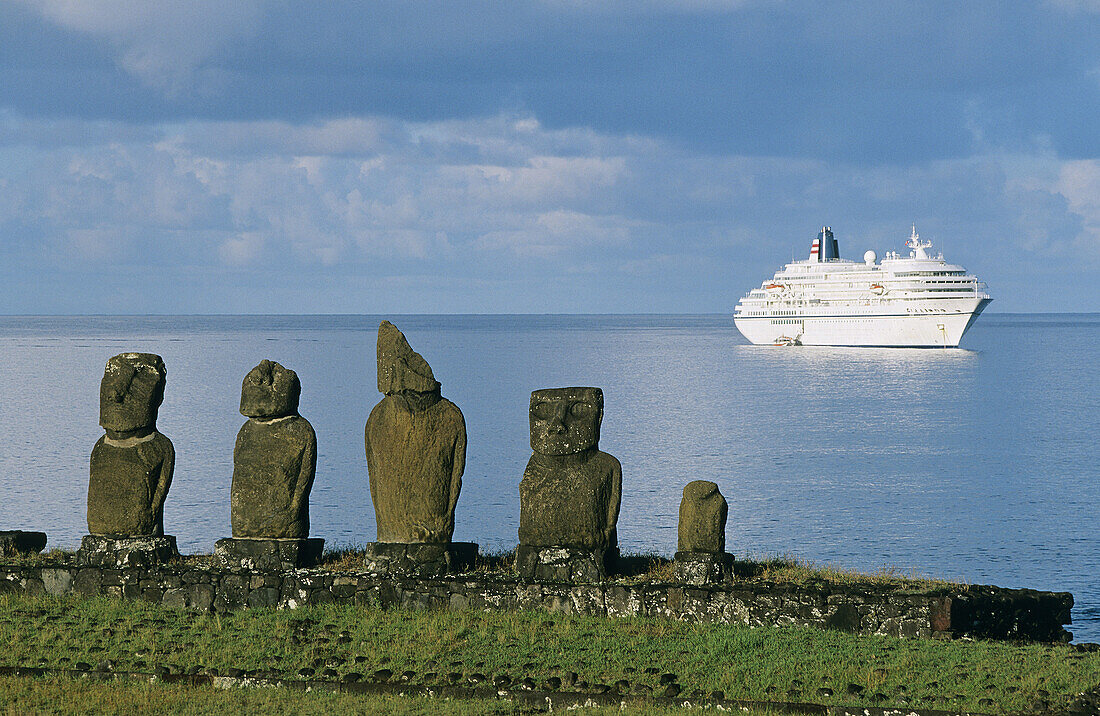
top-left (733, 226), bottom-right (992, 347)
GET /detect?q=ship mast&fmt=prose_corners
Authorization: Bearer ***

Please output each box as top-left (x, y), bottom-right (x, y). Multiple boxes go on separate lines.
top-left (907, 224), bottom-right (931, 259)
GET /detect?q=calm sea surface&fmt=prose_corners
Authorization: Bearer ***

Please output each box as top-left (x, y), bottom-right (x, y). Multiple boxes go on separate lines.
top-left (0, 314), bottom-right (1096, 639)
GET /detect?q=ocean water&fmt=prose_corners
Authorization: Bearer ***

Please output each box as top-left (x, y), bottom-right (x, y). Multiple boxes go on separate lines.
top-left (0, 314), bottom-right (1096, 640)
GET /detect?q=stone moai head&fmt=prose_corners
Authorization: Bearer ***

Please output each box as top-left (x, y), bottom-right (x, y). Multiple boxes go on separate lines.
top-left (240, 359), bottom-right (301, 419)
top-left (529, 387), bottom-right (603, 457)
top-left (99, 353), bottom-right (167, 436)
top-left (377, 321), bottom-right (440, 396)
top-left (677, 480), bottom-right (728, 553)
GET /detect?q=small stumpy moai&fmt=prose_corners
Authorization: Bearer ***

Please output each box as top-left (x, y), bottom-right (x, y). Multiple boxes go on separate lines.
top-left (231, 360), bottom-right (316, 538)
top-left (80, 352), bottom-right (179, 566)
top-left (215, 360), bottom-right (323, 569)
top-left (516, 387), bottom-right (622, 581)
top-left (363, 321), bottom-right (474, 575)
top-left (674, 480), bottom-right (732, 585)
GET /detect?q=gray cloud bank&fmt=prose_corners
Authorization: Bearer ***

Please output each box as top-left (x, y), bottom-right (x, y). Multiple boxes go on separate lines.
top-left (1, 1), bottom-right (1098, 312)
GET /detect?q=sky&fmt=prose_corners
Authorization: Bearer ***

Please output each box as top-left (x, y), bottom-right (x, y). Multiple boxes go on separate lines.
top-left (2, 0), bottom-right (1099, 314)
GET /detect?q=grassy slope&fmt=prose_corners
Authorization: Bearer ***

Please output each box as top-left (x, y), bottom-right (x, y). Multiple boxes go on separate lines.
top-left (0, 594), bottom-right (1096, 713)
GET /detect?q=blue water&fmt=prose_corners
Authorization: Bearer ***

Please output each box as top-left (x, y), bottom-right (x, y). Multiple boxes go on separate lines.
top-left (0, 314), bottom-right (1096, 640)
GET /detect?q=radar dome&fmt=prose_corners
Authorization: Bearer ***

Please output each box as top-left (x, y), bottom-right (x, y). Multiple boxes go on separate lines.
top-left (863, 250), bottom-right (877, 265)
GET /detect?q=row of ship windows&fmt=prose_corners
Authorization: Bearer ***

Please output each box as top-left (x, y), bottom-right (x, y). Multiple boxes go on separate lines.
top-left (746, 306), bottom-right (952, 317)
top-left (761, 281), bottom-right (971, 291)
top-left (770, 318), bottom-right (875, 325)
top-left (749, 295), bottom-right (961, 302)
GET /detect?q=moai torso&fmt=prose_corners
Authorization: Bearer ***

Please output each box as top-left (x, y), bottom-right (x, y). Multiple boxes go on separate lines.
top-left (366, 394), bottom-right (465, 543)
top-left (88, 433), bottom-right (174, 536)
top-left (87, 353), bottom-right (174, 537)
top-left (518, 387), bottom-right (622, 551)
top-left (231, 360), bottom-right (317, 539)
top-left (677, 480), bottom-right (727, 553)
top-left (365, 321), bottom-right (466, 544)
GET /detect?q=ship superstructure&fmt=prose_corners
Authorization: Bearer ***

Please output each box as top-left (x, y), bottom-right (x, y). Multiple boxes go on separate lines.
top-left (733, 226), bottom-right (992, 347)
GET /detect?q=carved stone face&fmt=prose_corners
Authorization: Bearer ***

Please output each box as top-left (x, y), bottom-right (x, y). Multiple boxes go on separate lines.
top-left (376, 321), bottom-right (440, 395)
top-left (240, 359), bottom-right (300, 419)
top-left (99, 353), bottom-right (166, 434)
top-left (529, 387), bottom-right (603, 456)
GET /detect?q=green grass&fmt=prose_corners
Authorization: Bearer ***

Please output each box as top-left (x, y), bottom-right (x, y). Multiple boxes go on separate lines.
top-left (729, 552), bottom-right (962, 590)
top-left (0, 593), bottom-right (1095, 713)
top-left (0, 675), bottom-right (801, 715)
top-left (0, 674), bottom-right (668, 715)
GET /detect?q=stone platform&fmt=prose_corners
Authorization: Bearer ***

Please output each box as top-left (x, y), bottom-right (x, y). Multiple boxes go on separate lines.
top-left (75, 535), bottom-right (179, 568)
top-left (0, 556), bottom-right (1074, 641)
top-left (515, 545), bottom-right (619, 583)
top-left (0, 531), bottom-right (47, 557)
top-left (674, 551), bottom-right (733, 586)
top-left (214, 538), bottom-right (324, 571)
top-left (362, 542), bottom-right (478, 578)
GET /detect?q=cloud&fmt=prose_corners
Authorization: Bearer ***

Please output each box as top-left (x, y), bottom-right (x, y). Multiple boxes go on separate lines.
top-left (474, 209), bottom-right (632, 257)
top-left (442, 156), bottom-right (626, 207)
top-left (165, 118), bottom-right (399, 158)
top-left (0, 110), bottom-right (1097, 312)
top-left (16, 0), bottom-right (262, 95)
top-left (1054, 160), bottom-right (1100, 251)
top-left (6, 1), bottom-right (1100, 163)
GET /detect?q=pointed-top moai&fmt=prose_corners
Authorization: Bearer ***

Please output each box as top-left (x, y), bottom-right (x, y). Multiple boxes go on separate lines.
top-left (517, 387), bottom-right (622, 582)
top-left (364, 321), bottom-right (474, 576)
top-left (376, 320), bottom-right (441, 398)
top-left (215, 359), bottom-right (323, 570)
top-left (674, 480), bottom-right (732, 585)
top-left (80, 352), bottom-right (179, 567)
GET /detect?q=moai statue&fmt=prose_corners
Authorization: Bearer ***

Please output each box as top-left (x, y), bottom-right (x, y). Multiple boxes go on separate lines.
top-left (516, 387), bottom-right (622, 582)
top-left (214, 360), bottom-right (323, 570)
top-left (363, 321), bottom-right (475, 576)
top-left (674, 480), bottom-right (732, 585)
top-left (79, 352), bottom-right (179, 567)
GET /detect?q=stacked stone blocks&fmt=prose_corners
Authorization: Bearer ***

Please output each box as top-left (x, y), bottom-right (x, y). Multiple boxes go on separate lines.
top-left (0, 560), bottom-right (1074, 642)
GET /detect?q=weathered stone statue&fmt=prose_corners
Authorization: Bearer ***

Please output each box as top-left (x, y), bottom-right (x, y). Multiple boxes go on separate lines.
top-left (214, 360), bottom-right (323, 570)
top-left (516, 387), bottom-right (622, 582)
top-left (79, 352), bottom-right (179, 567)
top-left (678, 480), bottom-right (727, 553)
top-left (363, 321), bottom-right (474, 576)
top-left (231, 360), bottom-right (316, 538)
top-left (674, 480), bottom-right (732, 585)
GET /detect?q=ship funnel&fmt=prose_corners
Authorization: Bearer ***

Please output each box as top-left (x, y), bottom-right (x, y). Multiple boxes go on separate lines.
top-left (819, 226), bottom-right (840, 261)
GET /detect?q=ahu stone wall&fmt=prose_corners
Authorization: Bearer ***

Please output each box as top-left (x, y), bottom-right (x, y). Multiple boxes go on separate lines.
top-left (0, 559), bottom-right (1073, 643)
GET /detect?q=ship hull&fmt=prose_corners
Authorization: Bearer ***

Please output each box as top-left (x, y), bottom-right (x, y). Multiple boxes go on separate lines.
top-left (734, 297), bottom-right (991, 348)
